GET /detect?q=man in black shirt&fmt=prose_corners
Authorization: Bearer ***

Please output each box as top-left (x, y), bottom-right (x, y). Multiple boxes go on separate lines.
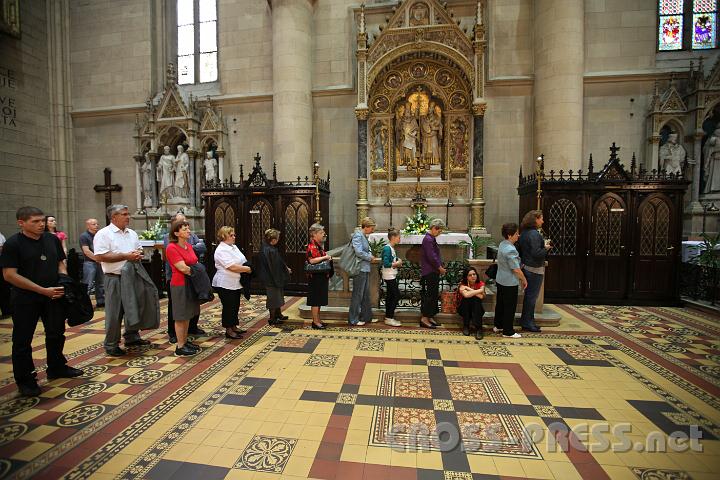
top-left (0, 206), bottom-right (83, 396)
top-left (79, 218), bottom-right (104, 308)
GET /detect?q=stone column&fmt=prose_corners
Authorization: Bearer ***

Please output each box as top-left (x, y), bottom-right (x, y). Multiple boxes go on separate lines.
top-left (133, 155), bottom-right (144, 211)
top-left (470, 105), bottom-right (488, 236)
top-left (533, 0), bottom-right (584, 171)
top-left (356, 112), bottom-right (369, 226)
top-left (216, 149), bottom-right (226, 183)
top-left (148, 151), bottom-right (159, 208)
top-left (271, 0), bottom-right (314, 178)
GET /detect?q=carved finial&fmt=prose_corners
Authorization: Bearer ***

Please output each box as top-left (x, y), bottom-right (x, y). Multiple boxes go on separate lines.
top-left (327, 170), bottom-right (331, 183)
top-left (631, 152), bottom-right (637, 174)
top-left (609, 142), bottom-right (620, 160)
top-left (669, 72), bottom-right (675, 87)
top-left (239, 164), bottom-right (244, 180)
top-left (476, 1), bottom-right (483, 26)
top-left (519, 165), bottom-right (523, 178)
top-left (699, 55), bottom-right (705, 71)
top-left (273, 162), bottom-right (277, 181)
top-left (588, 153), bottom-right (594, 173)
top-left (254, 152), bottom-right (261, 166)
top-left (359, 3), bottom-right (366, 34)
top-left (134, 113), bottom-right (140, 130)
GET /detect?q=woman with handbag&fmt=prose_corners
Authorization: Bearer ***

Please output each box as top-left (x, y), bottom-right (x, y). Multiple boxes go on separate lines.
top-left (212, 226), bottom-right (252, 339)
top-left (258, 228), bottom-right (291, 325)
top-left (306, 223), bottom-right (331, 330)
top-left (493, 223), bottom-right (528, 339)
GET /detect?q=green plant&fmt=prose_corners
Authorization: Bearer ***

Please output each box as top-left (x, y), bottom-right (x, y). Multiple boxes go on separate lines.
top-left (369, 237), bottom-right (387, 257)
top-left (139, 219), bottom-right (164, 241)
top-left (459, 234), bottom-right (496, 259)
top-left (692, 233), bottom-right (720, 269)
top-left (402, 204), bottom-right (434, 235)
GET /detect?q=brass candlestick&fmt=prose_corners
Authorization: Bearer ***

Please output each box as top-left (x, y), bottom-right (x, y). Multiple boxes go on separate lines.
top-left (313, 161), bottom-right (322, 223)
top-left (535, 154), bottom-right (550, 242)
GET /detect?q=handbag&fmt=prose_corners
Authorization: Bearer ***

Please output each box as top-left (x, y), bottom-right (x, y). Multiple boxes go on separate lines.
top-left (304, 259), bottom-right (332, 273)
top-left (339, 241), bottom-right (362, 276)
top-left (484, 262), bottom-right (498, 280)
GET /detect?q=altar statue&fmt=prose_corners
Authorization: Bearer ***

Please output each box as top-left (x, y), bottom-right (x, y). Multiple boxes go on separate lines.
top-left (421, 101), bottom-right (442, 165)
top-left (140, 153), bottom-right (154, 207)
top-left (204, 150), bottom-right (218, 183)
top-left (174, 145), bottom-right (190, 198)
top-left (372, 123), bottom-right (387, 170)
top-left (658, 132), bottom-right (685, 175)
top-left (157, 146), bottom-right (175, 197)
top-left (397, 102), bottom-right (418, 165)
top-left (703, 127), bottom-right (720, 193)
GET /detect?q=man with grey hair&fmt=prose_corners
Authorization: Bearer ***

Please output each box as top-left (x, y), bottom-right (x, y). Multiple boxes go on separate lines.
top-left (348, 217), bottom-right (378, 326)
top-left (420, 218), bottom-right (446, 328)
top-left (94, 204), bottom-right (150, 356)
top-left (79, 218), bottom-right (104, 308)
top-left (163, 212), bottom-right (206, 343)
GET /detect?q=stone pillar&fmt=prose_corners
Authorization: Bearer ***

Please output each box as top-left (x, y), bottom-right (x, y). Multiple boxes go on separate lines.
top-left (148, 151), bottom-right (159, 208)
top-left (271, 0), bottom-right (314, 178)
top-left (216, 149), bottom-right (226, 184)
top-left (133, 155), bottom-right (144, 211)
top-left (356, 111), bottom-right (369, 226)
top-left (470, 106), bottom-right (488, 236)
top-left (533, 0), bottom-right (584, 171)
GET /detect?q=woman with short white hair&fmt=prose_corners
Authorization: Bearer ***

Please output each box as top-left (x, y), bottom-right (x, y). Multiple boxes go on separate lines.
top-left (212, 226), bottom-right (251, 339)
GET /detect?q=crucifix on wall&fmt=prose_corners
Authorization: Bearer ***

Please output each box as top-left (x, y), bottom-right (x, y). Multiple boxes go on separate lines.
top-left (94, 168), bottom-right (122, 225)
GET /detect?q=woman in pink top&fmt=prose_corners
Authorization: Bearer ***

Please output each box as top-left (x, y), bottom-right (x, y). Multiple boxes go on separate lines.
top-left (165, 220), bottom-right (201, 357)
top-left (45, 215), bottom-right (68, 255)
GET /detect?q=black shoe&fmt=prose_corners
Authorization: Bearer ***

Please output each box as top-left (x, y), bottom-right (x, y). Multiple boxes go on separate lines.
top-left (47, 366), bottom-right (83, 380)
top-left (174, 345), bottom-right (199, 357)
top-left (18, 381), bottom-right (41, 397)
top-left (311, 322), bottom-right (326, 330)
top-left (429, 318), bottom-right (441, 327)
top-left (96, 303), bottom-right (105, 309)
top-left (233, 328), bottom-right (247, 334)
top-left (521, 325), bottom-right (541, 333)
top-left (462, 325), bottom-right (470, 336)
top-left (225, 331), bottom-right (243, 339)
top-left (277, 313), bottom-right (289, 320)
top-left (419, 321), bottom-right (436, 329)
top-left (475, 329), bottom-right (483, 340)
top-left (125, 338), bottom-right (151, 347)
top-left (106, 347), bottom-right (126, 357)
top-left (169, 335), bottom-right (177, 344)
top-left (188, 328), bottom-right (206, 335)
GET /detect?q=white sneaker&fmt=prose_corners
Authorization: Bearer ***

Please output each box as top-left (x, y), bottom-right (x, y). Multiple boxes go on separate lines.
top-left (355, 321), bottom-right (366, 326)
top-left (384, 318), bottom-right (402, 327)
top-left (370, 318), bottom-right (379, 323)
top-left (502, 332), bottom-right (522, 338)
top-left (492, 327), bottom-right (501, 333)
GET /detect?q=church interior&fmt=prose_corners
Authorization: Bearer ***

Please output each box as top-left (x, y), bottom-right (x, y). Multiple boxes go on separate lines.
top-left (1, 0), bottom-right (720, 479)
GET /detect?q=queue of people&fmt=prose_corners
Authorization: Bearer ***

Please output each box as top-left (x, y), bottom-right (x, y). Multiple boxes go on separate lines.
top-left (0, 204), bottom-right (549, 397)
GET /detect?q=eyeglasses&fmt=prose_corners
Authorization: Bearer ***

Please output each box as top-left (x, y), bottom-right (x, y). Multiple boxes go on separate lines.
top-left (229, 233), bottom-right (236, 237)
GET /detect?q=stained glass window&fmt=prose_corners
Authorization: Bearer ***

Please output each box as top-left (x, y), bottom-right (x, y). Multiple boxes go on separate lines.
top-left (177, 0), bottom-right (218, 85)
top-left (693, 0), bottom-right (717, 49)
top-left (659, 0), bottom-right (684, 51)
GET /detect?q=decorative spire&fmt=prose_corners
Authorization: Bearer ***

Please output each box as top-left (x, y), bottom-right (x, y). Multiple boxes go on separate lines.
top-left (359, 3), bottom-right (366, 34)
top-left (476, 1), bottom-right (483, 26)
top-left (588, 153), bottom-right (594, 173)
top-left (273, 162), bottom-right (277, 181)
top-left (166, 62), bottom-right (177, 86)
top-left (631, 152), bottom-right (637, 175)
top-left (239, 164), bottom-right (244, 181)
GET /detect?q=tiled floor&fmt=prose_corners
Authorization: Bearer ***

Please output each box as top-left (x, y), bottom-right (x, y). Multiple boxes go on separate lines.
top-left (0, 299), bottom-right (719, 479)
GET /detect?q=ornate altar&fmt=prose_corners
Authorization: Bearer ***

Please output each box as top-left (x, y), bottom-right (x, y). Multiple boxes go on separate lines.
top-left (354, 0), bottom-right (487, 233)
top-left (201, 155), bottom-right (330, 294)
top-left (518, 144), bottom-right (690, 306)
top-left (133, 63), bottom-right (228, 221)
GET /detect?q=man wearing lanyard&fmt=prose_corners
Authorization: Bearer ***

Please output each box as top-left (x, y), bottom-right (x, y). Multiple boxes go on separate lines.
top-left (0, 206), bottom-right (82, 396)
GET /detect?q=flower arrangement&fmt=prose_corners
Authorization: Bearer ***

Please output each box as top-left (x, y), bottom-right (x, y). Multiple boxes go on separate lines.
top-left (139, 219), bottom-right (165, 240)
top-left (402, 204), bottom-right (434, 235)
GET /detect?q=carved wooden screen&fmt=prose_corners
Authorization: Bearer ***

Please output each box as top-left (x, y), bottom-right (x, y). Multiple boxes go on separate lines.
top-left (250, 199), bottom-right (272, 253)
top-left (213, 201), bottom-right (235, 240)
top-left (547, 198), bottom-right (577, 256)
top-left (284, 200), bottom-right (309, 253)
top-left (593, 197), bottom-right (623, 256)
top-left (639, 197), bottom-right (670, 257)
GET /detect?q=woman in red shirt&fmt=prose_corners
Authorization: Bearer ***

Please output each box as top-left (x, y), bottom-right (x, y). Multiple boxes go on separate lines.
top-left (165, 221), bottom-right (201, 356)
top-left (306, 223), bottom-right (331, 330)
top-left (45, 215), bottom-right (68, 255)
top-left (457, 266), bottom-right (485, 340)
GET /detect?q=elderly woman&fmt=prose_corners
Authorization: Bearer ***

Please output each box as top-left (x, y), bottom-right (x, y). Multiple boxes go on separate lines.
top-left (212, 226), bottom-right (252, 339)
top-left (165, 220), bottom-right (202, 356)
top-left (420, 218), bottom-right (446, 329)
top-left (517, 210), bottom-right (552, 333)
top-left (258, 228), bottom-right (291, 325)
top-left (306, 223), bottom-right (331, 330)
top-left (493, 223), bottom-right (528, 339)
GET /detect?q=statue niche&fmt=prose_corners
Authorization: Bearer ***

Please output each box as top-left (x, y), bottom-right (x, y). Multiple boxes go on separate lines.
top-left (394, 89), bottom-right (444, 172)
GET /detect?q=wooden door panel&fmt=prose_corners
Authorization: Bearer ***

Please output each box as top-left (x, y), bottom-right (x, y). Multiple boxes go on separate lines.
top-left (544, 196), bottom-right (584, 299)
top-left (630, 195), bottom-right (674, 299)
top-left (281, 198), bottom-right (311, 293)
top-left (587, 194), bottom-right (628, 299)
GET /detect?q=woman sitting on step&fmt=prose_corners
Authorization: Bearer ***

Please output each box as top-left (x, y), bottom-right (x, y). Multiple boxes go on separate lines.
top-left (456, 266), bottom-right (485, 340)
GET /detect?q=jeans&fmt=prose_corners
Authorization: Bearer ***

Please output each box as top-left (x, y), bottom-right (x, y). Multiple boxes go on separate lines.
top-left (349, 272), bottom-right (372, 324)
top-left (458, 297), bottom-right (484, 329)
top-left (494, 283), bottom-right (518, 336)
top-left (82, 261), bottom-right (105, 306)
top-left (384, 278), bottom-right (400, 319)
top-left (12, 297), bottom-right (67, 383)
top-left (520, 269), bottom-right (543, 328)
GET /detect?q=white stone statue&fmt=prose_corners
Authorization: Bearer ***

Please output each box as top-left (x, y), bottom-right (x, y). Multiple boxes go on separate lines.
top-left (420, 101), bottom-right (442, 165)
top-left (204, 151), bottom-right (218, 183)
top-left (140, 153), bottom-right (154, 207)
top-left (157, 146), bottom-right (175, 197)
top-left (658, 133), bottom-right (685, 175)
top-left (703, 127), bottom-right (720, 193)
top-left (174, 145), bottom-right (190, 198)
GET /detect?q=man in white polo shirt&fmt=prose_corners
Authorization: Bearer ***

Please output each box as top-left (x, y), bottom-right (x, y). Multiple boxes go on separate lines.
top-left (93, 204), bottom-right (150, 356)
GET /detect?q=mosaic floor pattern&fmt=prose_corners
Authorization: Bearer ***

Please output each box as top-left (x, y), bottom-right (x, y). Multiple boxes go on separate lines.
top-left (0, 301), bottom-right (719, 479)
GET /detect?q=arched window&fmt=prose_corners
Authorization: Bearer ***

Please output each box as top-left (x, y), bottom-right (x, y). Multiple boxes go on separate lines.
top-left (639, 197), bottom-right (671, 256)
top-left (177, 0), bottom-right (218, 85)
top-left (547, 199), bottom-right (577, 256)
top-left (658, 1), bottom-right (718, 51)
